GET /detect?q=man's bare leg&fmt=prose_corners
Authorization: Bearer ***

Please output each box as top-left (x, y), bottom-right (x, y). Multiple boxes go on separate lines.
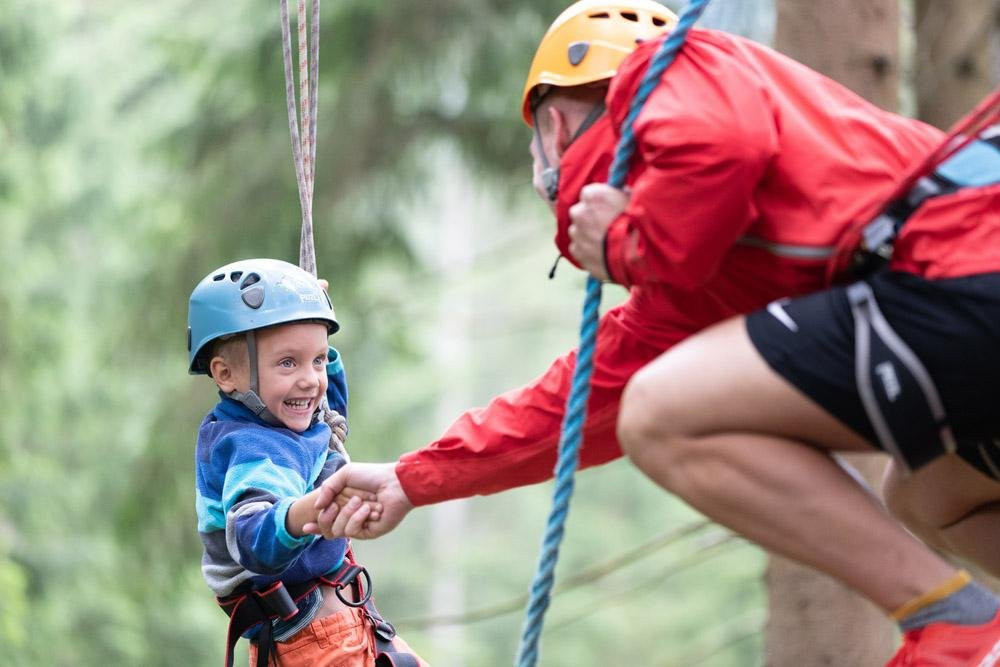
top-left (617, 316), bottom-right (957, 612)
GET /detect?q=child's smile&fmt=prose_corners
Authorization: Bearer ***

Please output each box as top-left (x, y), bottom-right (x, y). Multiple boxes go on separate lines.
top-left (251, 322), bottom-right (330, 432)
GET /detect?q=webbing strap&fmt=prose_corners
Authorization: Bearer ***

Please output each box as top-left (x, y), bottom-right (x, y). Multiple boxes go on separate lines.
top-left (216, 551), bottom-right (419, 667)
top-left (218, 579), bottom-right (318, 667)
top-left (853, 128), bottom-right (1000, 277)
top-left (847, 281), bottom-right (956, 473)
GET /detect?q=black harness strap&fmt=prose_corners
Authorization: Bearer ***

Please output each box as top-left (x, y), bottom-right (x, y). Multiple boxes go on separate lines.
top-left (216, 551), bottom-right (418, 667)
top-left (363, 597), bottom-right (420, 667)
top-left (218, 578), bottom-right (316, 667)
top-left (851, 128), bottom-right (1000, 279)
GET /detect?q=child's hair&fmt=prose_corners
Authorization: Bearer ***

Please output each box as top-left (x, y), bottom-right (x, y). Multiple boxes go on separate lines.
top-left (208, 334), bottom-right (247, 379)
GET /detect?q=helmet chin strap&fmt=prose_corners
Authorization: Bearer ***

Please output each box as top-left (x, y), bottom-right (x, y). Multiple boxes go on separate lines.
top-left (227, 330), bottom-right (283, 427)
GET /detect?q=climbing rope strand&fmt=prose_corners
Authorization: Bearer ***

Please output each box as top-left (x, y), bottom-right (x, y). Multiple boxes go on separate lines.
top-left (279, 0), bottom-right (306, 205)
top-left (279, 0), bottom-right (319, 275)
top-left (515, 2), bottom-right (712, 665)
top-left (298, 0), bottom-right (312, 195)
top-left (308, 0), bottom-right (320, 198)
top-left (515, 275), bottom-right (601, 667)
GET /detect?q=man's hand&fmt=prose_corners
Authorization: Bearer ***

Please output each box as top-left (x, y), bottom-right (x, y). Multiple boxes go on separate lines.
top-left (303, 462), bottom-right (414, 540)
top-left (568, 183), bottom-right (630, 281)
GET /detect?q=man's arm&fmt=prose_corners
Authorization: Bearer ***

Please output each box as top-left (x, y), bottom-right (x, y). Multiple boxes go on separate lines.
top-left (309, 307), bottom-right (656, 538)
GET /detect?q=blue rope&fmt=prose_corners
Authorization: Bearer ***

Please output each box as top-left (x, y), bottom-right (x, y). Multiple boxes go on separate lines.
top-left (515, 2), bottom-right (712, 665)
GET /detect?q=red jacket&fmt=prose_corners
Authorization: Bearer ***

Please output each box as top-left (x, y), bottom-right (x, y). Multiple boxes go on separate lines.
top-left (396, 30), bottom-right (998, 505)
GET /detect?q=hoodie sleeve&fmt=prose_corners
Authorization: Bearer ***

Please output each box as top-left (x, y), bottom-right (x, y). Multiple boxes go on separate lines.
top-left (215, 430), bottom-right (319, 575)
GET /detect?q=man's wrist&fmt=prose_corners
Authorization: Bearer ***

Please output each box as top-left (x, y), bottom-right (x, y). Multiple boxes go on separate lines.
top-left (603, 214), bottom-right (631, 285)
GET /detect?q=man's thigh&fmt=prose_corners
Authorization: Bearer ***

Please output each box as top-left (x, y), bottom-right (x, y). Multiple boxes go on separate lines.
top-left (629, 315), bottom-right (875, 452)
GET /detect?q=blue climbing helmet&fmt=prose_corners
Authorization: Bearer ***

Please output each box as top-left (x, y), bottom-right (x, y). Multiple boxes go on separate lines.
top-left (187, 258), bottom-right (339, 375)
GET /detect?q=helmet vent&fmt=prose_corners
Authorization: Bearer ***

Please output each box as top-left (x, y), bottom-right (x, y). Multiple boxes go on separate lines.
top-left (213, 273), bottom-right (225, 281)
top-left (568, 41), bottom-right (589, 66)
top-left (239, 273), bottom-right (261, 289)
top-left (587, 12), bottom-right (610, 19)
top-left (620, 11), bottom-right (638, 22)
top-left (241, 286), bottom-right (265, 309)
top-left (652, 16), bottom-right (667, 26)
top-left (230, 271), bottom-right (243, 282)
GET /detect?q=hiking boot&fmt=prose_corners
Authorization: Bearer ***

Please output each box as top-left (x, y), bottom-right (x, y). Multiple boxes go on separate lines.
top-left (885, 610), bottom-right (1000, 666)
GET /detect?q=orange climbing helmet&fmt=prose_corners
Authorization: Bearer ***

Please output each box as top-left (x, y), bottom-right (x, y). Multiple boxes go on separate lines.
top-left (520, 0), bottom-right (678, 125)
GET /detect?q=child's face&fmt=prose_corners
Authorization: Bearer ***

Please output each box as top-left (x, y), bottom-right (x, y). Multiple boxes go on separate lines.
top-left (239, 322), bottom-right (330, 432)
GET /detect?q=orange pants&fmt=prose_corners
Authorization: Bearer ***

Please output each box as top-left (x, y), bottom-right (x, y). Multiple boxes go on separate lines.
top-left (248, 605), bottom-right (427, 667)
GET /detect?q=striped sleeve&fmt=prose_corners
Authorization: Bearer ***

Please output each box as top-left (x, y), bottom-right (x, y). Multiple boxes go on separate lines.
top-left (216, 432), bottom-right (323, 575)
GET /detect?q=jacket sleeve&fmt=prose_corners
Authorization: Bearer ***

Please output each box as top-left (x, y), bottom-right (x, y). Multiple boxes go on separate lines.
top-left (395, 303), bottom-right (673, 506)
top-left (604, 52), bottom-right (778, 289)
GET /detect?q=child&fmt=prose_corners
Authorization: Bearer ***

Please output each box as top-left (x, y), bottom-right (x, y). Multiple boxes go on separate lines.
top-left (188, 258), bottom-right (424, 667)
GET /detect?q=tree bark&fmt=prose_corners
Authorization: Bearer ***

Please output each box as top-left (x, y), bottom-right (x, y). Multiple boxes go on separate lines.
top-left (775, 0), bottom-right (900, 111)
top-left (913, 0), bottom-right (1000, 129)
top-left (766, 3), bottom-right (902, 664)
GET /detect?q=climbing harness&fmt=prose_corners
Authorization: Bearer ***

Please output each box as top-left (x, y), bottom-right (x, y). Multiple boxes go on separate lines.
top-left (847, 86), bottom-right (1000, 278)
top-left (515, 2), bottom-right (713, 666)
top-left (216, 549), bottom-right (417, 667)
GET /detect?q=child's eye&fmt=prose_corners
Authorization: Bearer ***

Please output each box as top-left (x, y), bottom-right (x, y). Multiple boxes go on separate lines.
top-left (279, 358), bottom-right (295, 368)
top-left (313, 356), bottom-right (326, 366)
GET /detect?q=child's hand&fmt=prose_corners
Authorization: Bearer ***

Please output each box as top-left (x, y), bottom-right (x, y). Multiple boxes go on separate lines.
top-left (337, 487), bottom-right (382, 520)
top-left (302, 486), bottom-right (381, 536)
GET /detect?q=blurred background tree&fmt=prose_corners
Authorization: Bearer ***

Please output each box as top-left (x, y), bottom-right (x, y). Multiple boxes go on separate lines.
top-left (0, 1), bottom-right (996, 665)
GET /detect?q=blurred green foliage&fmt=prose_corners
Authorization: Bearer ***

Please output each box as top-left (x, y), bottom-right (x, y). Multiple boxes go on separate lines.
top-left (0, 1), bottom-right (764, 664)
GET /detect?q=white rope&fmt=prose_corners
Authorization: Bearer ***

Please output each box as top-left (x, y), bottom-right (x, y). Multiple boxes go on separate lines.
top-left (279, 0), bottom-right (320, 276)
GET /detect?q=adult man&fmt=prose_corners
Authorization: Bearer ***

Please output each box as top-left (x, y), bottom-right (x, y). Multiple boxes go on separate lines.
top-left (310, 1), bottom-right (1000, 663)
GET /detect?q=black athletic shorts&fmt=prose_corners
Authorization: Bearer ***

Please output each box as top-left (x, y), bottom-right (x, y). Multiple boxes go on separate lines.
top-left (746, 270), bottom-right (1000, 481)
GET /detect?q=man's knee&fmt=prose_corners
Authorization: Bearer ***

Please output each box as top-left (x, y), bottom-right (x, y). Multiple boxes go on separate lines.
top-left (618, 368), bottom-right (686, 470)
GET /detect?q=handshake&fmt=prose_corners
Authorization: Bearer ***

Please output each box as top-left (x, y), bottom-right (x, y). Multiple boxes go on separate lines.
top-left (301, 462), bottom-right (413, 540)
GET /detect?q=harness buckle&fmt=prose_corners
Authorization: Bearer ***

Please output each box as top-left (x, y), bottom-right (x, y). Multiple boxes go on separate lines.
top-left (323, 563), bottom-right (373, 608)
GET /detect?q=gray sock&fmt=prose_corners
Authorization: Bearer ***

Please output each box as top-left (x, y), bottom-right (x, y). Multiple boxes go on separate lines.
top-left (899, 581), bottom-right (1000, 631)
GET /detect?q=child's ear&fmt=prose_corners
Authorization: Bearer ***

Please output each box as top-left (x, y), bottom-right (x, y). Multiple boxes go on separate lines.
top-left (209, 356), bottom-right (237, 393)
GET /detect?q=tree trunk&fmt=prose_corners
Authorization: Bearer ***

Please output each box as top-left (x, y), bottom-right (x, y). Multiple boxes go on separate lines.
top-left (913, 0), bottom-right (1000, 129)
top-left (775, 0), bottom-right (900, 111)
top-left (766, 3), bottom-right (902, 664)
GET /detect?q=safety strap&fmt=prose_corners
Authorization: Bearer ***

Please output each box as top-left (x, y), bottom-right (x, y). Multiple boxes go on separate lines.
top-left (852, 129), bottom-right (1000, 277)
top-left (218, 578), bottom-right (312, 667)
top-left (846, 282), bottom-right (956, 473)
top-left (216, 550), bottom-right (417, 667)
